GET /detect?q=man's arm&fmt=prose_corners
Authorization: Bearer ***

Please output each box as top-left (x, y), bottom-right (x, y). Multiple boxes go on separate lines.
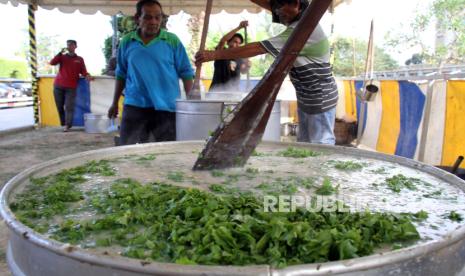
top-left (80, 58), bottom-right (93, 81)
top-left (250, 0), bottom-right (271, 11)
top-left (182, 78), bottom-right (193, 95)
top-left (195, 42), bottom-right (267, 65)
top-left (108, 78), bottom-right (125, 118)
top-left (49, 50), bottom-right (63, 65)
top-left (216, 21), bottom-right (248, 50)
top-left (240, 59), bottom-right (252, 74)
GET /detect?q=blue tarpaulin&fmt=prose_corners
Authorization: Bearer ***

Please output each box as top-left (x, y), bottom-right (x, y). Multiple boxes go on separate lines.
top-left (72, 78), bottom-right (91, 126)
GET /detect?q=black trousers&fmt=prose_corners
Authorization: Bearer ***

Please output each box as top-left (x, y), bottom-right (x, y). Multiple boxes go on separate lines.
top-left (119, 105), bottom-right (176, 146)
top-left (53, 86), bottom-right (76, 128)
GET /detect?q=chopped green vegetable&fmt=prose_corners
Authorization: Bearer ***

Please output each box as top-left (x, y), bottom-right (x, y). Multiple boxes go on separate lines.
top-left (447, 211), bottom-right (463, 222)
top-left (384, 174), bottom-right (420, 193)
top-left (277, 147), bottom-right (320, 158)
top-left (221, 173), bottom-right (241, 185)
top-left (413, 210), bottom-right (429, 221)
top-left (210, 170), bottom-right (225, 177)
top-left (246, 168), bottom-right (259, 174)
top-left (10, 160), bottom-right (115, 231)
top-left (137, 154), bottom-right (156, 161)
top-left (251, 150), bottom-right (267, 157)
top-left (209, 184), bottom-right (240, 194)
top-left (330, 160), bottom-right (364, 171)
top-left (10, 160), bottom-right (423, 268)
top-left (315, 178), bottom-right (336, 195)
top-left (423, 190), bottom-right (442, 198)
top-left (167, 171), bottom-right (184, 182)
top-left (255, 176), bottom-right (315, 195)
top-left (370, 167), bottom-right (388, 174)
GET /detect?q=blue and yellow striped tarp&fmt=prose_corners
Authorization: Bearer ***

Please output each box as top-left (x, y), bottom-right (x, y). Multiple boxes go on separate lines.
top-left (337, 79), bottom-right (464, 168)
top-left (38, 77), bottom-right (90, 127)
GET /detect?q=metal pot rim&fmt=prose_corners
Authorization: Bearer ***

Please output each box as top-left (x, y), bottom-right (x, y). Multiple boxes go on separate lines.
top-left (2, 141), bottom-right (465, 274)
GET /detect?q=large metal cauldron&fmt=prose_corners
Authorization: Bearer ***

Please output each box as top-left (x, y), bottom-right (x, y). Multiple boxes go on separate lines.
top-left (176, 94), bottom-right (281, 141)
top-left (1, 141), bottom-right (465, 276)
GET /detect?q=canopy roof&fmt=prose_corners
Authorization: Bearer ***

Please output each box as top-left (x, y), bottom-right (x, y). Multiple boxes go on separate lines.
top-left (1, 0), bottom-right (350, 15)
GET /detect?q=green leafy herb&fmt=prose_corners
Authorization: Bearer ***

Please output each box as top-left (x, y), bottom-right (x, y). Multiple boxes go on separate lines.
top-left (251, 150), bottom-right (266, 157)
top-left (447, 211), bottom-right (463, 222)
top-left (10, 160), bottom-right (115, 230)
top-left (315, 178), bottom-right (336, 195)
top-left (211, 170), bottom-right (225, 177)
top-left (221, 173), bottom-right (241, 185)
top-left (277, 147), bottom-right (320, 158)
top-left (384, 174), bottom-right (419, 193)
top-left (330, 160), bottom-right (364, 171)
top-left (137, 154), bottom-right (156, 161)
top-left (10, 163), bottom-right (423, 268)
top-left (256, 176), bottom-right (314, 195)
top-left (370, 167), bottom-right (388, 174)
top-left (423, 189), bottom-right (442, 198)
top-left (209, 184), bottom-right (240, 194)
top-left (246, 168), bottom-right (259, 174)
top-left (167, 171), bottom-right (184, 182)
top-left (413, 210), bottom-right (429, 221)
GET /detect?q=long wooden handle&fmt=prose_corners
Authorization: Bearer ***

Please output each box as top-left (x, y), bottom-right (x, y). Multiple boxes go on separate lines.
top-left (245, 26), bottom-right (250, 90)
top-left (193, 0), bottom-right (333, 170)
top-left (364, 20), bottom-right (375, 81)
top-left (193, 0), bottom-right (213, 91)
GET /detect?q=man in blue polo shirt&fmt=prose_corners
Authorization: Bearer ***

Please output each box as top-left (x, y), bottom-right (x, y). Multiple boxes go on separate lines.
top-left (108, 0), bottom-right (194, 145)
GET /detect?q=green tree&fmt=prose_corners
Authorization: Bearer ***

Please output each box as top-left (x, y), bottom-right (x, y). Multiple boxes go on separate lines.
top-left (332, 36), bottom-right (398, 77)
top-left (0, 59), bottom-right (29, 79)
top-left (385, 0), bottom-right (465, 65)
top-left (405, 53), bottom-right (426, 65)
top-left (16, 31), bottom-right (61, 75)
top-left (102, 15), bottom-right (137, 65)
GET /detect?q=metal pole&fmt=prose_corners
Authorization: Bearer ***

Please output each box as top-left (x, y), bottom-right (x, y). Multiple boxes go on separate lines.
top-left (28, 3), bottom-right (40, 128)
top-left (352, 36), bottom-right (356, 76)
top-left (111, 15), bottom-right (118, 57)
top-left (356, 20), bottom-right (374, 146)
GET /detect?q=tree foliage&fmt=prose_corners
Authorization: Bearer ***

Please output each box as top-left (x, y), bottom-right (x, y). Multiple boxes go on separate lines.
top-left (102, 15), bottom-right (137, 65)
top-left (0, 58), bottom-right (29, 79)
top-left (385, 0), bottom-right (465, 65)
top-left (331, 37), bottom-right (398, 77)
top-left (16, 32), bottom-right (61, 75)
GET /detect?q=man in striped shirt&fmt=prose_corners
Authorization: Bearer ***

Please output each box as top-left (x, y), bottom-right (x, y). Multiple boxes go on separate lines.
top-left (195, 0), bottom-right (338, 144)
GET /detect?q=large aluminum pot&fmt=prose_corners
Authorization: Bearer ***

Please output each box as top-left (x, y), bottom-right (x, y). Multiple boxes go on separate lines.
top-left (176, 99), bottom-right (281, 141)
top-left (1, 141), bottom-right (465, 276)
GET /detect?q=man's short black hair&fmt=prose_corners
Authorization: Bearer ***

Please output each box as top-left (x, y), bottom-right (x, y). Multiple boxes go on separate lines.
top-left (135, 0), bottom-right (162, 18)
top-left (270, 0), bottom-right (309, 23)
top-left (228, 33), bottom-right (244, 44)
top-left (273, 0), bottom-right (299, 6)
top-left (66, 40), bottom-right (77, 46)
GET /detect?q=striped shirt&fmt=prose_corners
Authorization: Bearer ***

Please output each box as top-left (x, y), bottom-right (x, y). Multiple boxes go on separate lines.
top-left (261, 23), bottom-right (338, 114)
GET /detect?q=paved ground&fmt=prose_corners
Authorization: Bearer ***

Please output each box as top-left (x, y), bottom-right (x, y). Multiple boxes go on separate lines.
top-left (0, 107), bottom-right (33, 132)
top-left (0, 127), bottom-right (115, 275)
